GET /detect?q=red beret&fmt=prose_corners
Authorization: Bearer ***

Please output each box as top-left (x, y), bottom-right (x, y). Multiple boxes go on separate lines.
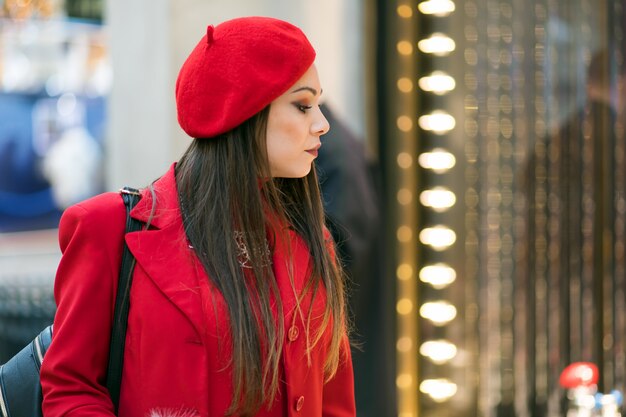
top-left (175, 17), bottom-right (316, 139)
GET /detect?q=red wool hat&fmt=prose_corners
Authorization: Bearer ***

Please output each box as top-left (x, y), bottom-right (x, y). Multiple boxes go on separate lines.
top-left (176, 16), bottom-right (316, 139)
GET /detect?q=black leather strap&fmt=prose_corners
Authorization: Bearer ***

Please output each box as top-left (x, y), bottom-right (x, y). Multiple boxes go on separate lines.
top-left (106, 187), bottom-right (142, 412)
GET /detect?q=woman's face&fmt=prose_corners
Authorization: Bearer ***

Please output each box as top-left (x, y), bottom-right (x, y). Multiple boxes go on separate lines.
top-left (266, 64), bottom-right (330, 178)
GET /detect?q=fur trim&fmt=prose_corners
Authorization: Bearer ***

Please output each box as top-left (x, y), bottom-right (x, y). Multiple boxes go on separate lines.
top-left (147, 407), bottom-right (200, 417)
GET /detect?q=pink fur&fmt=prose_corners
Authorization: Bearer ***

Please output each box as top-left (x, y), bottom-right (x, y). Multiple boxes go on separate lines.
top-left (147, 408), bottom-right (200, 417)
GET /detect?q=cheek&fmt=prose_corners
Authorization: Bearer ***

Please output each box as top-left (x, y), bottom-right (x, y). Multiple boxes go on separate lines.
top-left (266, 139), bottom-right (282, 166)
top-left (266, 133), bottom-right (293, 174)
top-left (265, 123), bottom-right (311, 177)
top-left (267, 122), bottom-right (300, 157)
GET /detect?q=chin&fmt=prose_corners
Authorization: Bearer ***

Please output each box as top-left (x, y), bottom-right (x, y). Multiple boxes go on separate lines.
top-left (295, 165), bottom-right (313, 178)
top-left (273, 165), bottom-right (312, 178)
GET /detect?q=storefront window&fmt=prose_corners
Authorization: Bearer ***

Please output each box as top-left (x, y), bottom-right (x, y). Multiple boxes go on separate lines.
top-left (0, 2), bottom-right (109, 232)
top-left (382, 1), bottom-right (626, 416)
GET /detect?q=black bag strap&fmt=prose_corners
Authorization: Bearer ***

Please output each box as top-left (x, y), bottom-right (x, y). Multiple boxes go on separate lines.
top-left (106, 187), bottom-right (142, 412)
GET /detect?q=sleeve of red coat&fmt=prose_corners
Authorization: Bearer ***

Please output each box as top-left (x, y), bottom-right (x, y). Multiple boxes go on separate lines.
top-left (41, 193), bottom-right (126, 417)
top-left (322, 335), bottom-right (356, 417)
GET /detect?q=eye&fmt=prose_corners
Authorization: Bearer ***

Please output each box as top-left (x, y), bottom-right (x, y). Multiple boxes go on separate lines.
top-left (295, 103), bottom-right (313, 113)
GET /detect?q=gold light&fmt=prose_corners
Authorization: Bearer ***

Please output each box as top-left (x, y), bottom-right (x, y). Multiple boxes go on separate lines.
top-left (418, 71), bottom-right (456, 94)
top-left (397, 152), bottom-right (414, 169)
top-left (397, 373), bottom-right (414, 389)
top-left (397, 263), bottom-right (414, 280)
top-left (419, 226), bottom-right (456, 250)
top-left (397, 337), bottom-right (413, 352)
top-left (397, 40), bottom-right (414, 55)
top-left (397, 115), bottom-right (414, 132)
top-left (414, 0), bottom-right (459, 413)
top-left (419, 263), bottom-right (457, 289)
top-left (394, 3), bottom-right (417, 417)
top-left (397, 225), bottom-right (413, 242)
top-left (418, 111), bottom-right (456, 134)
top-left (397, 4), bottom-right (413, 18)
top-left (417, 0), bottom-right (456, 16)
top-left (420, 340), bottom-right (458, 364)
top-left (419, 301), bottom-right (457, 325)
top-left (418, 149), bottom-right (456, 173)
top-left (417, 33), bottom-right (456, 56)
top-left (398, 77), bottom-right (414, 93)
top-left (420, 187), bottom-right (456, 212)
top-left (419, 379), bottom-right (458, 402)
top-left (397, 298), bottom-right (414, 315)
top-left (397, 188), bottom-right (413, 205)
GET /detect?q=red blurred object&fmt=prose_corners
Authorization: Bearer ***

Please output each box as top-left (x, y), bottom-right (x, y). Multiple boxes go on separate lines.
top-left (559, 362), bottom-right (599, 388)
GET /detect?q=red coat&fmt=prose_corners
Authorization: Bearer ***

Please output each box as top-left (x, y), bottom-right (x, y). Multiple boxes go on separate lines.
top-left (40, 164), bottom-right (356, 417)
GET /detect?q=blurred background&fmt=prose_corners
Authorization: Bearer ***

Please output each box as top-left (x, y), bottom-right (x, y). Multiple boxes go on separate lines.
top-left (2, 1), bottom-right (626, 417)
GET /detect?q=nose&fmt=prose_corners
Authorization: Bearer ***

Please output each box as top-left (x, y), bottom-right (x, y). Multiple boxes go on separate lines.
top-left (312, 108), bottom-right (330, 136)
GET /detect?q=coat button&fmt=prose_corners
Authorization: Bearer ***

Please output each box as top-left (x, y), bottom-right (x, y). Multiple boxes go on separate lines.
top-left (295, 395), bottom-right (305, 411)
top-left (288, 325), bottom-right (299, 342)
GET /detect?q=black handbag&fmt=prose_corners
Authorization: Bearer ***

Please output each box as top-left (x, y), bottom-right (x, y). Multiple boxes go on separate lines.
top-left (0, 187), bottom-right (142, 417)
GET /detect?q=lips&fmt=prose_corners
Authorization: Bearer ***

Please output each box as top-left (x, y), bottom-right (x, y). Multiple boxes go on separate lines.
top-left (306, 143), bottom-right (321, 157)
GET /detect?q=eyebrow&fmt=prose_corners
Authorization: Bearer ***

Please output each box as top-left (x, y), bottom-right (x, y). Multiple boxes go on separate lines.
top-left (291, 86), bottom-right (322, 96)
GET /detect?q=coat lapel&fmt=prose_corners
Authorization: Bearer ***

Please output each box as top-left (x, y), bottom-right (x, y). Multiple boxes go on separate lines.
top-left (124, 164), bottom-right (206, 338)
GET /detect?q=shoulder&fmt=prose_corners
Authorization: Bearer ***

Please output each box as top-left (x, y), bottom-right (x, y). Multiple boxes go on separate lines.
top-left (61, 191), bottom-right (126, 225)
top-left (58, 192), bottom-right (126, 250)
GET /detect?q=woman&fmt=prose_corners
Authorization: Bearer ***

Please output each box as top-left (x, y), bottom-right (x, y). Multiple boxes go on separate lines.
top-left (40, 17), bottom-right (355, 417)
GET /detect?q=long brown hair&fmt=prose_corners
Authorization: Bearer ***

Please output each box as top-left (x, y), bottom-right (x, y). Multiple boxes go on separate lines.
top-left (174, 106), bottom-right (346, 416)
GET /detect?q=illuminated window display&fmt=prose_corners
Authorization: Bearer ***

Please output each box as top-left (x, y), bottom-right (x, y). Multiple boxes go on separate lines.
top-left (380, 0), bottom-right (626, 416)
